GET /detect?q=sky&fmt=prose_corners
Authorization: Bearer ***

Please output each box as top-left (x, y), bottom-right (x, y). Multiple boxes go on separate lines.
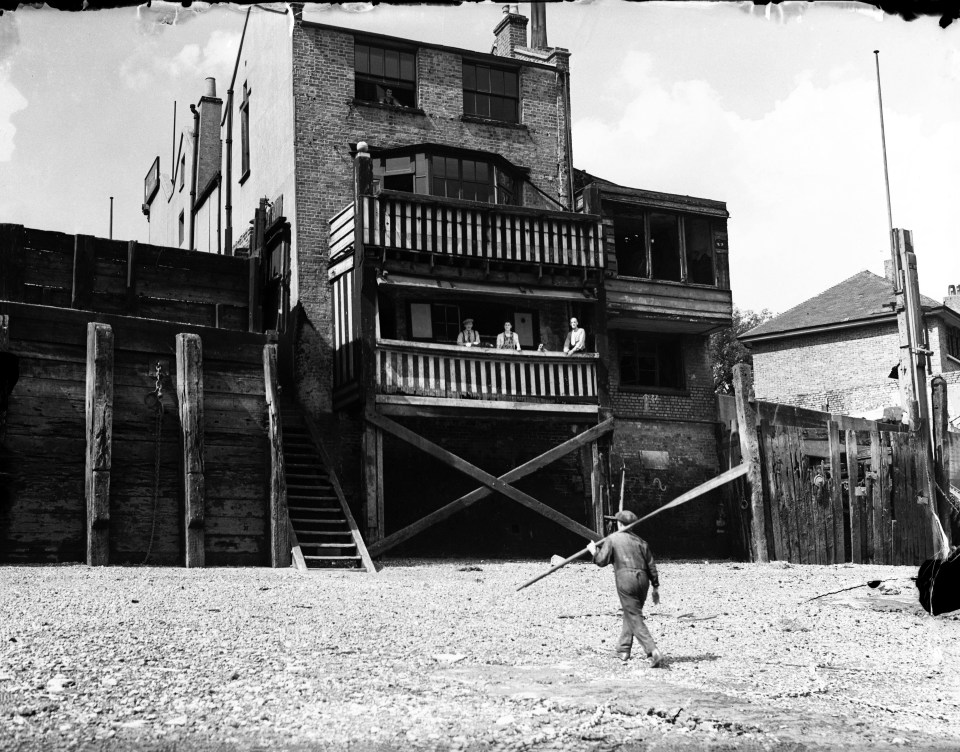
top-left (1, 1), bottom-right (959, 315)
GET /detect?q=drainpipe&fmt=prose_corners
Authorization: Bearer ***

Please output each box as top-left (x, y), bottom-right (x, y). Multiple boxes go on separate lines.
top-left (224, 6), bottom-right (253, 257)
top-left (189, 104), bottom-right (200, 252)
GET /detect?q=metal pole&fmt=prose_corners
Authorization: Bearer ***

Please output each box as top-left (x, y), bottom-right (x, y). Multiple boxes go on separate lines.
top-left (873, 51), bottom-right (896, 270)
top-left (109, 197), bottom-right (113, 240)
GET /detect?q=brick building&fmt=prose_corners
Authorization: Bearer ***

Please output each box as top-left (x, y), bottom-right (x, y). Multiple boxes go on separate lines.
top-left (136, 4), bottom-right (735, 561)
top-left (740, 268), bottom-right (960, 426)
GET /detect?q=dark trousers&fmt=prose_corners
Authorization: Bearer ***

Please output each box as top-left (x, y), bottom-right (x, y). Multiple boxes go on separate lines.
top-left (614, 568), bottom-right (657, 657)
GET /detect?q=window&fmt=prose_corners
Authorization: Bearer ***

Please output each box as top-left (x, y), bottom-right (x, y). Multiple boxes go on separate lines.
top-left (611, 206), bottom-right (722, 286)
top-left (618, 334), bottom-right (685, 390)
top-left (649, 213), bottom-right (681, 282)
top-left (613, 215), bottom-right (646, 278)
top-left (178, 211), bottom-right (185, 247)
top-left (946, 325), bottom-right (960, 360)
top-left (685, 216), bottom-right (715, 285)
top-left (355, 42), bottom-right (416, 108)
top-left (371, 149), bottom-right (520, 206)
top-left (179, 153), bottom-right (186, 191)
top-left (240, 82), bottom-right (250, 180)
top-left (409, 302), bottom-right (461, 342)
top-left (463, 62), bottom-right (519, 123)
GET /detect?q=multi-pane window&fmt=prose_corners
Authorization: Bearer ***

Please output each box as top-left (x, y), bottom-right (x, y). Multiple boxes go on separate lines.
top-left (612, 209), bottom-right (721, 286)
top-left (431, 156), bottom-right (493, 203)
top-left (946, 325), bottom-right (960, 360)
top-left (355, 42), bottom-right (416, 107)
top-left (463, 62), bottom-right (519, 123)
top-left (619, 334), bottom-right (685, 390)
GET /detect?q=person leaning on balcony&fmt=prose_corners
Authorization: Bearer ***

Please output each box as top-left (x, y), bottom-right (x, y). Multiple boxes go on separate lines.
top-left (496, 321), bottom-right (521, 351)
top-left (563, 317), bottom-right (586, 355)
top-left (457, 318), bottom-right (481, 347)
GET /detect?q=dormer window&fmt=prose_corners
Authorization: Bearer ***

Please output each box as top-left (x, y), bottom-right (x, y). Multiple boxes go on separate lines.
top-left (355, 42), bottom-right (416, 108)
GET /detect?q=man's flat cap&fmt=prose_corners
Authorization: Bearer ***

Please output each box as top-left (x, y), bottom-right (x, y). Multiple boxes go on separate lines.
top-left (603, 510), bottom-right (638, 525)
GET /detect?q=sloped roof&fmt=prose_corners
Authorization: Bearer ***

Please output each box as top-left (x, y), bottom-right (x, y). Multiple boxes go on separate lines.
top-left (741, 270), bottom-right (941, 341)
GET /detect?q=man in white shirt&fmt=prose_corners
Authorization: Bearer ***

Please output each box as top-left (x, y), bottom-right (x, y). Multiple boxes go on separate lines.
top-left (563, 317), bottom-right (586, 355)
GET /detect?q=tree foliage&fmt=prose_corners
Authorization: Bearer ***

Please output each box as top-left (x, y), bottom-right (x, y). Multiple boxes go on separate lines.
top-left (709, 306), bottom-right (776, 395)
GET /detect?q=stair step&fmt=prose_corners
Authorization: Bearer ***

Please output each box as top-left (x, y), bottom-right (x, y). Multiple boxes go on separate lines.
top-left (300, 542), bottom-right (356, 549)
top-left (295, 530), bottom-right (354, 537)
top-left (303, 555), bottom-right (362, 561)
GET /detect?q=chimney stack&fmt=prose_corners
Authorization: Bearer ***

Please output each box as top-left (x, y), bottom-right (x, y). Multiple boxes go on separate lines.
top-left (194, 77), bottom-right (223, 205)
top-left (530, 2), bottom-right (548, 49)
top-left (946, 283), bottom-right (960, 314)
top-left (493, 4), bottom-right (528, 58)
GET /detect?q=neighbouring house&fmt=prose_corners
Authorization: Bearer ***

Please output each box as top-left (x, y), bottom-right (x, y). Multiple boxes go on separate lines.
top-left (128, 3), bottom-right (735, 562)
top-left (740, 266), bottom-right (960, 427)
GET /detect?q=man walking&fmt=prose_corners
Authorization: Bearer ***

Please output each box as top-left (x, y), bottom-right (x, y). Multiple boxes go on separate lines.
top-left (587, 510), bottom-right (663, 667)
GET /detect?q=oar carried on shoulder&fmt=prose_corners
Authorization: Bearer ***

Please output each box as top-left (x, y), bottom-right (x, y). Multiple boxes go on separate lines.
top-left (516, 463), bottom-right (751, 592)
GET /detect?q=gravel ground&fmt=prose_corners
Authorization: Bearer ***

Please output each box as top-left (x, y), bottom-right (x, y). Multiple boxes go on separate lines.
top-left (1, 559), bottom-right (959, 751)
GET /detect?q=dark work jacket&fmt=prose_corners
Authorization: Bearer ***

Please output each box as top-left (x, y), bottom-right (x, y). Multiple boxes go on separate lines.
top-left (593, 531), bottom-right (659, 589)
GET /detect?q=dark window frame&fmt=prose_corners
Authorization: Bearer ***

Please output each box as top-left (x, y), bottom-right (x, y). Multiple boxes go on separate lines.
top-left (354, 40), bottom-right (417, 108)
top-left (611, 208), bottom-right (719, 287)
top-left (946, 324), bottom-right (960, 360)
top-left (462, 60), bottom-right (519, 123)
top-left (617, 333), bottom-right (686, 393)
top-left (178, 211), bottom-right (185, 247)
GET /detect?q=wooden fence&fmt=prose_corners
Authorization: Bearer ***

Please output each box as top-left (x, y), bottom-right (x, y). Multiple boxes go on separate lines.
top-left (0, 301), bottom-right (274, 565)
top-left (0, 225), bottom-right (253, 330)
top-left (719, 378), bottom-right (946, 565)
top-left (359, 192), bottom-right (604, 269)
top-left (375, 339), bottom-right (599, 404)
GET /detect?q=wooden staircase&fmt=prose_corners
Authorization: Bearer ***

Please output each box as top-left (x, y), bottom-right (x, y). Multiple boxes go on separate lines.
top-left (279, 404), bottom-right (375, 572)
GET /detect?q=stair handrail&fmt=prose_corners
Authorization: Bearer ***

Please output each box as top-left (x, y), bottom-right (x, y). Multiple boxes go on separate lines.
top-left (299, 412), bottom-right (378, 574)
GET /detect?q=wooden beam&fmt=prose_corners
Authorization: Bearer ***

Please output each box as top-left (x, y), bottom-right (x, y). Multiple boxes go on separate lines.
top-left (367, 411), bottom-right (601, 543)
top-left (248, 257), bottom-right (263, 333)
top-left (368, 417), bottom-right (615, 557)
top-left (732, 364), bottom-right (769, 562)
top-left (847, 428), bottom-right (863, 564)
top-left (300, 412), bottom-right (377, 574)
top-left (363, 422), bottom-right (383, 542)
top-left (177, 333), bottom-right (205, 568)
top-left (72, 234), bottom-right (96, 310)
top-left (126, 240), bottom-right (139, 315)
top-left (827, 421), bottom-right (844, 564)
top-left (931, 376), bottom-right (953, 549)
top-left (0, 224), bottom-right (25, 302)
top-left (591, 442), bottom-right (603, 533)
top-left (85, 322), bottom-right (113, 566)
top-left (263, 343), bottom-right (290, 568)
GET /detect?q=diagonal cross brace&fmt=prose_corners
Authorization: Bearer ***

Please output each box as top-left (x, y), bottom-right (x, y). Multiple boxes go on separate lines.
top-left (368, 417), bottom-right (615, 557)
top-left (366, 412), bottom-right (604, 547)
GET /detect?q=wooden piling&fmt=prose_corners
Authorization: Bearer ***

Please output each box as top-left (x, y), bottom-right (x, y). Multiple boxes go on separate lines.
top-left (176, 333), bottom-right (205, 568)
top-left (732, 364), bottom-right (768, 562)
top-left (827, 421), bottom-right (844, 563)
top-left (846, 428), bottom-right (862, 564)
top-left (263, 343), bottom-right (290, 568)
top-left (85, 322), bottom-right (114, 566)
top-left (931, 376), bottom-right (953, 549)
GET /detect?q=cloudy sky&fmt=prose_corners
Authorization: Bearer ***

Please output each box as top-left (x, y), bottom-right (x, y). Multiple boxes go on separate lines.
top-left (1, 1), bottom-right (958, 315)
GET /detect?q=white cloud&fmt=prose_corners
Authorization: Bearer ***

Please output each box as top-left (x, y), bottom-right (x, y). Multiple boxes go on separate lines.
top-left (0, 64), bottom-right (28, 162)
top-left (573, 52), bottom-right (960, 312)
top-left (120, 28), bottom-right (240, 92)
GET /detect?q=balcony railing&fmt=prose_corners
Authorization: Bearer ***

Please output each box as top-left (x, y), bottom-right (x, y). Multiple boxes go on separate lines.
top-left (359, 192), bottom-right (604, 270)
top-left (375, 339), bottom-right (599, 405)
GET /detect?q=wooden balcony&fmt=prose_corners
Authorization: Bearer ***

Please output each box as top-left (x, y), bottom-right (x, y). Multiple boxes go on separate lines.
top-left (358, 192), bottom-right (604, 271)
top-left (374, 339), bottom-right (600, 416)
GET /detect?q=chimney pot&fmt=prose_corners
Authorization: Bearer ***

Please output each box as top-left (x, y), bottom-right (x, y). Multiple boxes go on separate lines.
top-left (949, 284), bottom-right (957, 296)
top-left (204, 77), bottom-right (216, 98)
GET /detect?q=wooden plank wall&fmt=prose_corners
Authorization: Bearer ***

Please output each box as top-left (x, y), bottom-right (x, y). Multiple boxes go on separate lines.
top-left (0, 302), bottom-right (270, 565)
top-left (0, 225), bottom-right (250, 330)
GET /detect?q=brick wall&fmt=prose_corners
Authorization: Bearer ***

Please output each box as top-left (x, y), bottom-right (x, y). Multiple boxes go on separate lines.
top-left (611, 419), bottom-right (727, 559)
top-left (607, 332), bottom-right (718, 423)
top-left (290, 22), bottom-right (571, 415)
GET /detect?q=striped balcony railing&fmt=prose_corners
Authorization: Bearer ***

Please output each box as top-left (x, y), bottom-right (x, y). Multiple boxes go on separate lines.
top-left (375, 339), bottom-right (599, 405)
top-left (359, 192), bottom-right (604, 270)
